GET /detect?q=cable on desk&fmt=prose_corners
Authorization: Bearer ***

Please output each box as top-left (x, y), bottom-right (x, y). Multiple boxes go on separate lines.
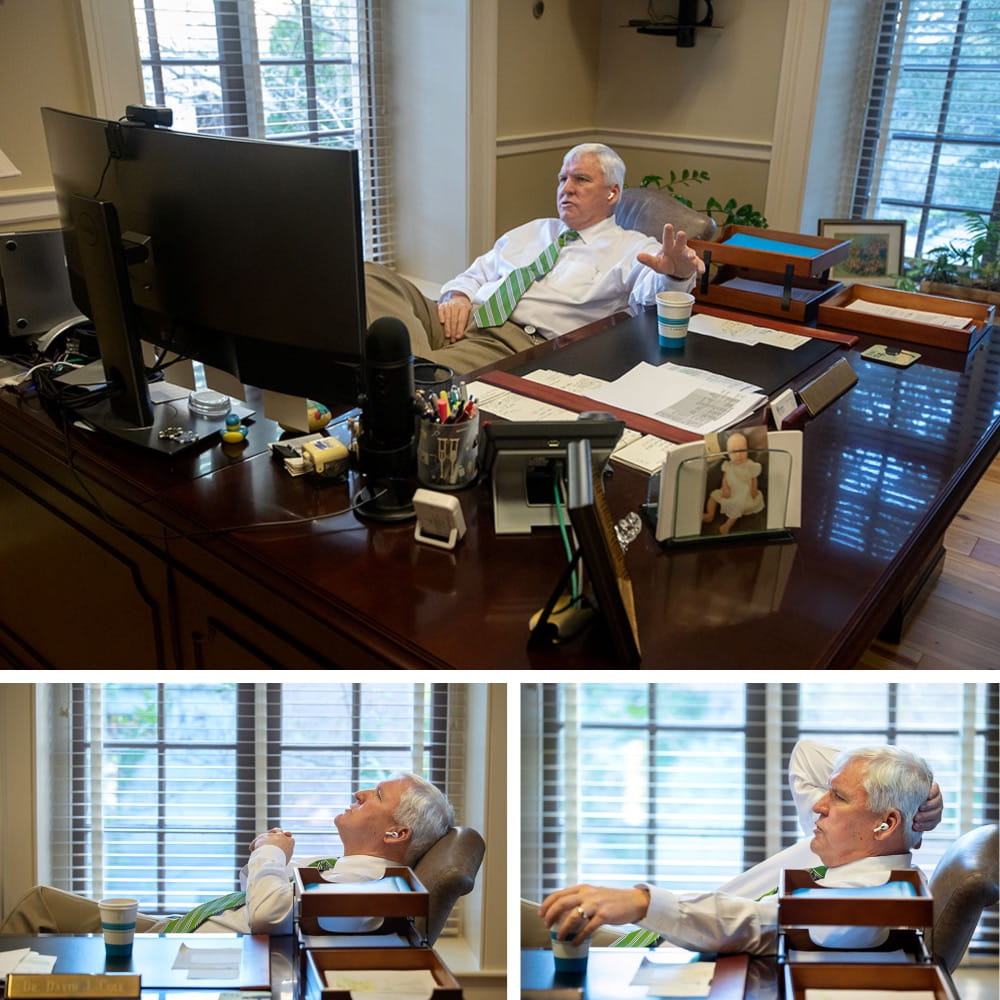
top-left (553, 465), bottom-right (581, 606)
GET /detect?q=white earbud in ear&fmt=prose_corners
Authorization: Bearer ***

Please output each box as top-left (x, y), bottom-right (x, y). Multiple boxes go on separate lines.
top-left (873, 822), bottom-right (890, 832)
top-left (387, 831), bottom-right (400, 838)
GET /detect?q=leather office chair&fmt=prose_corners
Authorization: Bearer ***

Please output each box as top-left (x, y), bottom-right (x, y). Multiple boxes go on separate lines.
top-left (926, 823), bottom-right (998, 972)
top-left (615, 186), bottom-right (718, 243)
top-left (412, 825), bottom-right (485, 944)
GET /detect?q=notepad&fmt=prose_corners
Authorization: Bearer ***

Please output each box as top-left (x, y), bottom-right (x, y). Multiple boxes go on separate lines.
top-left (722, 233), bottom-right (825, 258)
top-left (305, 875), bottom-right (412, 892)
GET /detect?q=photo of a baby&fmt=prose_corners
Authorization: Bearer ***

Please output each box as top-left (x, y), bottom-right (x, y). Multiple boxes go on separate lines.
top-left (700, 426), bottom-right (769, 536)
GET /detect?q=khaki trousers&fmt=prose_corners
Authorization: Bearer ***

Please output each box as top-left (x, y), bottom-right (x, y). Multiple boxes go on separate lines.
top-left (363, 262), bottom-right (537, 374)
top-left (0, 885), bottom-right (168, 935)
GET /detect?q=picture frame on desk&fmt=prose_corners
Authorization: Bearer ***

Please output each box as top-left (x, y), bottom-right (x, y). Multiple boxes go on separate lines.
top-left (817, 218), bottom-right (906, 286)
top-left (649, 426), bottom-right (803, 545)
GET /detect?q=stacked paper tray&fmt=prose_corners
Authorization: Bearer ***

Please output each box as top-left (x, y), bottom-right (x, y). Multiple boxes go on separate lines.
top-left (817, 284), bottom-right (994, 351)
top-left (778, 869), bottom-right (932, 929)
top-left (303, 946), bottom-right (463, 1000)
top-left (688, 226), bottom-right (852, 321)
top-left (690, 226), bottom-right (852, 278)
top-left (783, 960), bottom-right (958, 1000)
top-left (295, 865), bottom-right (429, 935)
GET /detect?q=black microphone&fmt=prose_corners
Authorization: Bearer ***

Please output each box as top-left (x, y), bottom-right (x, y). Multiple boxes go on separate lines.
top-left (355, 316), bottom-right (417, 521)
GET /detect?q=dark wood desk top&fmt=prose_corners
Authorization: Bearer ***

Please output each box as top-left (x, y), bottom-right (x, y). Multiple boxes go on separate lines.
top-left (0, 933), bottom-right (286, 994)
top-left (2, 306), bottom-right (998, 668)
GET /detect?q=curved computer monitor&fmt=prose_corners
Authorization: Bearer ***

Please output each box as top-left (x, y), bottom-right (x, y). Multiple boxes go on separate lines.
top-left (40, 106), bottom-right (367, 452)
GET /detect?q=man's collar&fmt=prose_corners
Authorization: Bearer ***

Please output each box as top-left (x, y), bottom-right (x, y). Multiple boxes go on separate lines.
top-left (825, 852), bottom-right (913, 875)
top-left (569, 215), bottom-right (620, 241)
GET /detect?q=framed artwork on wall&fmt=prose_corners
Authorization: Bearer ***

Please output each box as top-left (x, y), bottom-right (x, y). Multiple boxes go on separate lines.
top-left (818, 219), bottom-right (906, 286)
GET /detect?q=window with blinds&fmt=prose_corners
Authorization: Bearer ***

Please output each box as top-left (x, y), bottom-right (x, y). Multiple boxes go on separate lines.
top-left (132, 0), bottom-right (393, 262)
top-left (49, 683), bottom-right (464, 929)
top-left (850, 0), bottom-right (1000, 259)
top-left (523, 682), bottom-right (998, 958)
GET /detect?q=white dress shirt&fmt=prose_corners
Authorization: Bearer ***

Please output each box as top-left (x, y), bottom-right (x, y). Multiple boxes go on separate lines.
top-left (636, 740), bottom-right (916, 954)
top-left (439, 216), bottom-right (697, 340)
top-left (199, 851), bottom-right (389, 934)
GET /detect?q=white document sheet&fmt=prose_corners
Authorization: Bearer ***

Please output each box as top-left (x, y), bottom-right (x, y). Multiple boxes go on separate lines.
top-left (323, 968), bottom-right (438, 1000)
top-left (630, 956), bottom-right (716, 997)
top-left (466, 381), bottom-right (576, 421)
top-left (613, 434), bottom-right (675, 474)
top-left (688, 313), bottom-right (810, 350)
top-left (843, 297), bottom-right (972, 329)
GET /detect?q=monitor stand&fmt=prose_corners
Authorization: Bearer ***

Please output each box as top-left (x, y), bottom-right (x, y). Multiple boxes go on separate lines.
top-left (56, 362), bottom-right (254, 455)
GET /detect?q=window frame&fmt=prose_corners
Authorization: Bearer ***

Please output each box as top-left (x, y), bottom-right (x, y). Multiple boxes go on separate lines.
top-left (849, 0), bottom-right (1000, 258)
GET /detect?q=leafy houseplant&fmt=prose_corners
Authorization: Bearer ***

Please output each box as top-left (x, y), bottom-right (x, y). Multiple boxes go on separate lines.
top-left (901, 211), bottom-right (1000, 305)
top-left (639, 168), bottom-right (768, 229)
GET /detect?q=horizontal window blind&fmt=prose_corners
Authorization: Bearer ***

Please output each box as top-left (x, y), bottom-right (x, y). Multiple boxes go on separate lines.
top-left (47, 683), bottom-right (464, 932)
top-left (133, 0), bottom-right (393, 263)
top-left (524, 682), bottom-right (998, 959)
top-left (523, 683), bottom-right (767, 902)
top-left (852, 0), bottom-right (1000, 259)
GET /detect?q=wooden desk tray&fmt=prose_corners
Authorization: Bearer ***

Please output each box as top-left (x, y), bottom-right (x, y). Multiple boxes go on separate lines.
top-left (303, 946), bottom-right (462, 1000)
top-left (783, 961), bottom-right (958, 1000)
top-left (690, 225), bottom-right (851, 279)
top-left (778, 869), bottom-right (932, 928)
top-left (690, 265), bottom-right (844, 322)
top-left (817, 283), bottom-right (994, 351)
top-left (295, 866), bottom-right (429, 935)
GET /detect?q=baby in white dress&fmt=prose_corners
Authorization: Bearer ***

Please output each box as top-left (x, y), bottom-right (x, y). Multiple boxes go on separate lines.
top-left (702, 432), bottom-right (765, 534)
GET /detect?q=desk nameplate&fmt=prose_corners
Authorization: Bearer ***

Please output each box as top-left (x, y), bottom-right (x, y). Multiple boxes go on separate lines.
top-left (5, 974), bottom-right (141, 999)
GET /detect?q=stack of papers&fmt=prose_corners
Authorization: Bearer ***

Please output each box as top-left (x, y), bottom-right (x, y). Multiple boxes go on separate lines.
top-left (587, 362), bottom-right (767, 436)
top-left (0, 948), bottom-right (58, 976)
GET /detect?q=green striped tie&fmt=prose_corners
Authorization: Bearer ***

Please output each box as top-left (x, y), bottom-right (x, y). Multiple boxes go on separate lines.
top-left (755, 865), bottom-right (827, 901)
top-left (611, 927), bottom-right (662, 948)
top-left (473, 230), bottom-right (579, 328)
top-left (161, 856), bottom-right (339, 932)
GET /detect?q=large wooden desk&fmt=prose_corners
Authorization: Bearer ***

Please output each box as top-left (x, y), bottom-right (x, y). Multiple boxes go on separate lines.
top-left (2, 307), bottom-right (998, 668)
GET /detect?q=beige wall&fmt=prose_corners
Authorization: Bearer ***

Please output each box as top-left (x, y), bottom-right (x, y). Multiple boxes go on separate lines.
top-left (0, 0), bottom-right (96, 229)
top-left (493, 0), bottom-right (791, 240)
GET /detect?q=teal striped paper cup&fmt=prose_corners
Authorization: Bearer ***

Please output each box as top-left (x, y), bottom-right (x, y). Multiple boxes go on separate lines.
top-left (99, 897), bottom-right (139, 957)
top-left (656, 291), bottom-right (695, 348)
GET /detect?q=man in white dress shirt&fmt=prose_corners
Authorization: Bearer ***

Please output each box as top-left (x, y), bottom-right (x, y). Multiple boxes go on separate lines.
top-left (363, 143), bottom-right (706, 372)
top-left (540, 743), bottom-right (939, 955)
top-left (0, 772), bottom-right (453, 936)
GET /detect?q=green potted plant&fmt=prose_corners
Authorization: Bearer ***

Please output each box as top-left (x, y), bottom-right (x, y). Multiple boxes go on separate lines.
top-left (904, 211), bottom-right (1000, 306)
top-left (640, 168), bottom-right (768, 229)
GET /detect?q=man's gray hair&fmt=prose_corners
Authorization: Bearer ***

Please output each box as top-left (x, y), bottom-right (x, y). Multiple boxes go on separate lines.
top-left (563, 143), bottom-right (626, 188)
top-left (391, 772), bottom-right (456, 865)
top-left (835, 746), bottom-right (934, 850)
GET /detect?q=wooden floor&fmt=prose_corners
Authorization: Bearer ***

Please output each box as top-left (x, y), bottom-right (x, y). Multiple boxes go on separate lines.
top-left (856, 453), bottom-right (1000, 669)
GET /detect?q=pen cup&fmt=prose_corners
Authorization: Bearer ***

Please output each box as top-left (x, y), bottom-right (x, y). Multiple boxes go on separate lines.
top-left (656, 290), bottom-right (695, 348)
top-left (417, 411), bottom-right (480, 490)
top-left (99, 897), bottom-right (139, 958)
top-left (551, 929), bottom-right (590, 975)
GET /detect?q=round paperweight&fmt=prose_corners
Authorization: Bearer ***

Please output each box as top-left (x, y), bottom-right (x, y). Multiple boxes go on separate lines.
top-left (188, 388), bottom-right (231, 417)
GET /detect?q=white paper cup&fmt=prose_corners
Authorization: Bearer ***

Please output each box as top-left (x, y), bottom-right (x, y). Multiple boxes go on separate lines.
top-left (656, 290), bottom-right (695, 348)
top-left (99, 897), bottom-right (139, 957)
top-left (551, 929), bottom-right (590, 974)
